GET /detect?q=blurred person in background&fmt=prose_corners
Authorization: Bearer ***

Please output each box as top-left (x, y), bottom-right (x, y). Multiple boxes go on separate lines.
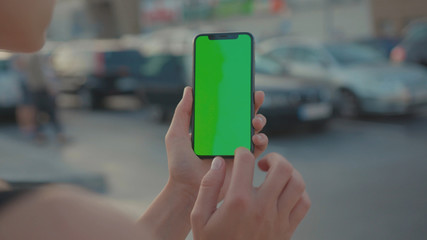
top-left (0, 1), bottom-right (310, 240)
top-left (0, 180), bottom-right (9, 191)
top-left (27, 53), bottom-right (67, 143)
top-left (12, 54), bottom-right (37, 139)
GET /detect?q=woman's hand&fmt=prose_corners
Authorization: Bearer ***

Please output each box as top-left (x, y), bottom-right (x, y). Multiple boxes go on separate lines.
top-left (165, 86), bottom-right (268, 200)
top-left (191, 148), bottom-right (311, 240)
top-left (139, 87), bottom-right (269, 240)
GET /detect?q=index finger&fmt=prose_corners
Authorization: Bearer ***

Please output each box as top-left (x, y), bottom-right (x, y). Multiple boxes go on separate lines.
top-left (225, 147), bottom-right (255, 199)
top-left (254, 91), bottom-right (265, 114)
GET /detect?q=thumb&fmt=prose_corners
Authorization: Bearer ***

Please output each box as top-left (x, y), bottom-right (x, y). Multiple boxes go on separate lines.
top-left (165, 86), bottom-right (193, 150)
top-left (191, 157), bottom-right (226, 228)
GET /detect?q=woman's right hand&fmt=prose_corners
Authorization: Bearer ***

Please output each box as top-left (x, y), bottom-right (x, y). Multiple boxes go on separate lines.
top-left (191, 148), bottom-right (311, 240)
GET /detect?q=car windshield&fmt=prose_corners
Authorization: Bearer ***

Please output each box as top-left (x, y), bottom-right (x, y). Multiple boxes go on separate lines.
top-left (140, 55), bottom-right (187, 83)
top-left (255, 55), bottom-right (283, 76)
top-left (325, 43), bottom-right (387, 66)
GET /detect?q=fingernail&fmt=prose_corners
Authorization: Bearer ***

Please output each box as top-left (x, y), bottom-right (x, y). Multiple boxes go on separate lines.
top-left (211, 157), bottom-right (223, 170)
top-left (256, 115), bottom-right (263, 122)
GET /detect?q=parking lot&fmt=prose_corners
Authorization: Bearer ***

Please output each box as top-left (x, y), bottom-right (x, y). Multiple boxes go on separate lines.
top-left (1, 101), bottom-right (427, 240)
top-left (1, 0), bottom-right (427, 239)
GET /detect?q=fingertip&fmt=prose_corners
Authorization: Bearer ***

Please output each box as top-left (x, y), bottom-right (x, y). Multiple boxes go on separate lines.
top-left (254, 92), bottom-right (265, 114)
top-left (253, 133), bottom-right (268, 146)
top-left (252, 114), bottom-right (264, 128)
top-left (185, 86), bottom-right (193, 93)
top-left (180, 86), bottom-right (193, 112)
top-left (257, 158), bottom-right (269, 172)
top-left (258, 114), bottom-right (267, 125)
top-left (260, 133), bottom-right (268, 144)
top-left (235, 146), bottom-right (252, 156)
top-left (183, 86), bottom-right (193, 100)
top-left (255, 90), bottom-right (265, 102)
top-left (252, 134), bottom-right (262, 144)
top-left (211, 156), bottom-right (225, 170)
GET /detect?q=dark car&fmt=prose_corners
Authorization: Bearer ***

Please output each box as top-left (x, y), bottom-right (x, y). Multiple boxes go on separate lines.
top-left (82, 49), bottom-right (147, 109)
top-left (0, 52), bottom-right (22, 117)
top-left (137, 54), bottom-right (189, 121)
top-left (391, 19), bottom-right (427, 68)
top-left (52, 42), bottom-right (147, 109)
top-left (255, 55), bottom-right (334, 132)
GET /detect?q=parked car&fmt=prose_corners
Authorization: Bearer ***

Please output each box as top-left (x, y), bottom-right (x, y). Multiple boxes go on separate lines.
top-left (130, 27), bottom-right (200, 121)
top-left (137, 54), bottom-right (190, 121)
top-left (137, 48), bottom-right (335, 130)
top-left (255, 55), bottom-right (334, 132)
top-left (52, 40), bottom-right (146, 109)
top-left (356, 37), bottom-right (400, 58)
top-left (0, 52), bottom-right (22, 116)
top-left (52, 40), bottom-right (144, 109)
top-left (391, 19), bottom-right (427, 68)
top-left (52, 43), bottom-right (96, 95)
top-left (84, 49), bottom-right (147, 109)
top-left (258, 38), bottom-right (427, 117)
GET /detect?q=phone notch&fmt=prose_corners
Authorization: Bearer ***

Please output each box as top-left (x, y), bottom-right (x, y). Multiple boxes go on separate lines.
top-left (208, 34), bottom-right (238, 40)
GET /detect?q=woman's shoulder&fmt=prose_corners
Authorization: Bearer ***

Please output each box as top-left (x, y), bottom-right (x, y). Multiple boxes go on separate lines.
top-left (0, 188), bottom-right (34, 211)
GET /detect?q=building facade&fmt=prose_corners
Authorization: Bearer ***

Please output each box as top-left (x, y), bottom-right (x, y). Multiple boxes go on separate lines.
top-left (48, 0), bottom-right (427, 41)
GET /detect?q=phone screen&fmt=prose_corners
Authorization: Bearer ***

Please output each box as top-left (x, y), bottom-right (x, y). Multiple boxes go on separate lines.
top-left (193, 33), bottom-right (253, 157)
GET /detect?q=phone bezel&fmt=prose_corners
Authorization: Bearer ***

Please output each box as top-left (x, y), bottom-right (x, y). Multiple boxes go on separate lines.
top-left (191, 32), bottom-right (255, 159)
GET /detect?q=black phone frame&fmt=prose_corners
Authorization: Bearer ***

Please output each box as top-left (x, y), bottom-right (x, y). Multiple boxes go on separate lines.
top-left (191, 32), bottom-right (255, 159)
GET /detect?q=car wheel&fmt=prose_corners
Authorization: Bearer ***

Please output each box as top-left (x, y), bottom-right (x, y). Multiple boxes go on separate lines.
top-left (338, 90), bottom-right (360, 118)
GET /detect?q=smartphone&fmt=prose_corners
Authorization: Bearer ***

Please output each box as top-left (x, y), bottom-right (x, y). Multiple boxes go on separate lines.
top-left (192, 32), bottom-right (254, 158)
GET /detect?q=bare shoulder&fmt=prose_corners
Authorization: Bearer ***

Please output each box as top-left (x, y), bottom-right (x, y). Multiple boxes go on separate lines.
top-left (0, 185), bottom-right (141, 240)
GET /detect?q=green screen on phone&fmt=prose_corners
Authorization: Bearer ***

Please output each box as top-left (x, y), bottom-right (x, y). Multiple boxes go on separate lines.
top-left (193, 33), bottom-right (253, 157)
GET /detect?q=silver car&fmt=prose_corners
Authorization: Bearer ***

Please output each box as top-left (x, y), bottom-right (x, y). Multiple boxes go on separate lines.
top-left (255, 55), bottom-right (334, 132)
top-left (259, 38), bottom-right (427, 117)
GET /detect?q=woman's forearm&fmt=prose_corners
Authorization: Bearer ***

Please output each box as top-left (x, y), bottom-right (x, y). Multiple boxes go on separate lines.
top-left (137, 180), bottom-right (197, 240)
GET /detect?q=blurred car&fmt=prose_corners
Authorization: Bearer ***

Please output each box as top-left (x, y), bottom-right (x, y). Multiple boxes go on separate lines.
top-left (0, 52), bottom-right (22, 116)
top-left (255, 55), bottom-right (334, 131)
top-left (52, 40), bottom-right (118, 94)
top-left (52, 41), bottom-right (147, 109)
top-left (130, 27), bottom-right (200, 121)
top-left (137, 54), bottom-right (190, 121)
top-left (84, 49), bottom-right (147, 109)
top-left (137, 51), bottom-right (334, 130)
top-left (259, 38), bottom-right (427, 117)
top-left (391, 19), bottom-right (427, 68)
top-left (356, 38), bottom-right (400, 58)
